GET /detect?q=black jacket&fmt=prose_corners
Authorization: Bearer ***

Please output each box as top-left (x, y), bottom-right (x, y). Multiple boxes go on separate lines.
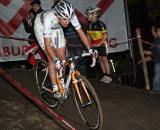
top-left (22, 8), bottom-right (43, 41)
top-left (151, 37), bottom-right (160, 63)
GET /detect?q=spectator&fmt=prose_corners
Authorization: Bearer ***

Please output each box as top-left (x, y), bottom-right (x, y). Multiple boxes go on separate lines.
top-left (63, 23), bottom-right (87, 56)
top-left (85, 7), bottom-right (112, 83)
top-left (22, 0), bottom-right (44, 69)
top-left (135, 49), bottom-right (154, 89)
top-left (23, 0), bottom-right (43, 44)
top-left (62, 23), bottom-right (87, 76)
top-left (151, 24), bottom-right (160, 91)
top-left (51, 0), bottom-right (60, 8)
top-left (135, 26), bottom-right (158, 89)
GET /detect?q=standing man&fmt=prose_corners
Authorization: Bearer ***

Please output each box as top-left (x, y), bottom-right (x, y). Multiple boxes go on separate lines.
top-left (23, 0), bottom-right (43, 44)
top-left (152, 24), bottom-right (160, 91)
top-left (23, 0), bottom-right (44, 69)
top-left (62, 22), bottom-right (88, 76)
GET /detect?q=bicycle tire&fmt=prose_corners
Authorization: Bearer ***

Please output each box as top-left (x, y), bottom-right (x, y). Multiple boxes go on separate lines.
top-left (34, 60), bottom-right (59, 108)
top-left (72, 75), bottom-right (103, 130)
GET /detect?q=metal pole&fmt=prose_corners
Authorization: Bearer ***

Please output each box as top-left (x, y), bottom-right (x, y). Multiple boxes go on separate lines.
top-left (123, 0), bottom-right (137, 85)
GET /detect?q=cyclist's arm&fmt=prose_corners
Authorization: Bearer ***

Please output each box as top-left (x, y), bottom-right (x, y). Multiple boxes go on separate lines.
top-left (71, 14), bottom-right (91, 49)
top-left (43, 15), bottom-right (55, 60)
top-left (76, 28), bottom-right (91, 49)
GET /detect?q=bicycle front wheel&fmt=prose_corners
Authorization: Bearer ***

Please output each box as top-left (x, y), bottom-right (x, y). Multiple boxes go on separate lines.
top-left (72, 75), bottom-right (103, 130)
top-left (34, 60), bottom-right (59, 108)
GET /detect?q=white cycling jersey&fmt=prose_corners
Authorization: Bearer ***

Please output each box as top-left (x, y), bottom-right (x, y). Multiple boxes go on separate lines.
top-left (34, 9), bottom-right (81, 50)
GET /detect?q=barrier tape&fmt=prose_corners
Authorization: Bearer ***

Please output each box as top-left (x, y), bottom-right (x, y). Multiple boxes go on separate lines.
top-left (0, 35), bottom-right (35, 42)
top-left (0, 35), bottom-right (134, 47)
top-left (142, 40), bottom-right (160, 48)
top-left (0, 68), bottom-right (76, 130)
top-left (1, 35), bottom-right (159, 48)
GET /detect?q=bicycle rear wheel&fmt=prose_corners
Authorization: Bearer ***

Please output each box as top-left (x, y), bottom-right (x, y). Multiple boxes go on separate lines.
top-left (72, 75), bottom-right (103, 130)
top-left (34, 60), bottom-right (58, 108)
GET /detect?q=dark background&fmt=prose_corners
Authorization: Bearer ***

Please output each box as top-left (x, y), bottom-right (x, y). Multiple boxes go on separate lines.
top-left (127, 0), bottom-right (160, 42)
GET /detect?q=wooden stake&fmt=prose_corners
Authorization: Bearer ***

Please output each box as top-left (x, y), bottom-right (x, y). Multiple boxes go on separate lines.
top-left (136, 28), bottom-right (150, 90)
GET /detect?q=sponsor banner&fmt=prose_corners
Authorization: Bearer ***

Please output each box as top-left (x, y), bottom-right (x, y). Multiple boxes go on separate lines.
top-left (0, 0), bottom-right (129, 61)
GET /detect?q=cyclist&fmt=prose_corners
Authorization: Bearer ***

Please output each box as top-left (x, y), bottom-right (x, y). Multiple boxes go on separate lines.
top-left (86, 7), bottom-right (112, 83)
top-left (34, 0), bottom-right (95, 97)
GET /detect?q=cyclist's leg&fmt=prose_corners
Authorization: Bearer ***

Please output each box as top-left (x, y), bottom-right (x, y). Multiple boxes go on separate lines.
top-left (93, 46), bottom-right (107, 75)
top-left (51, 28), bottom-right (66, 61)
top-left (99, 46), bottom-right (112, 83)
top-left (45, 51), bottom-right (57, 86)
top-left (56, 48), bottom-right (66, 61)
top-left (100, 45), bottom-right (111, 76)
top-left (99, 56), bottom-right (111, 76)
top-left (48, 28), bottom-right (66, 96)
top-left (102, 55), bottom-right (111, 75)
top-left (96, 46), bottom-right (106, 73)
top-left (99, 56), bottom-right (107, 74)
top-left (95, 46), bottom-right (112, 82)
top-left (34, 16), bottom-right (57, 88)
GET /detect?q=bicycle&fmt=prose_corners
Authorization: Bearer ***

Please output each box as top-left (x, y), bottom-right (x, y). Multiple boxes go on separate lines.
top-left (34, 52), bottom-right (103, 130)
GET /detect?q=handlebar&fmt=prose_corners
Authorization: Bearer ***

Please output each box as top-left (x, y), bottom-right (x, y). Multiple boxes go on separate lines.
top-left (66, 52), bottom-right (96, 67)
top-left (81, 52), bottom-right (96, 67)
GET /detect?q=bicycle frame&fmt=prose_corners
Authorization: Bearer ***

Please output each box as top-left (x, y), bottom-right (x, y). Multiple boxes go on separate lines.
top-left (41, 59), bottom-right (92, 105)
top-left (65, 62), bottom-right (92, 106)
top-left (40, 61), bottom-right (76, 98)
top-left (35, 54), bottom-right (103, 130)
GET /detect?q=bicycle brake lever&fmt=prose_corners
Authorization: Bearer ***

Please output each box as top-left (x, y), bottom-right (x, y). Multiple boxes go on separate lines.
top-left (81, 53), bottom-right (90, 57)
top-left (90, 57), bottom-right (96, 67)
top-left (81, 52), bottom-right (96, 67)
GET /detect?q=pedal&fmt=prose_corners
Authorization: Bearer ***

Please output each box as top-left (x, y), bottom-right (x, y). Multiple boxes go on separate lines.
top-left (53, 91), bottom-right (61, 98)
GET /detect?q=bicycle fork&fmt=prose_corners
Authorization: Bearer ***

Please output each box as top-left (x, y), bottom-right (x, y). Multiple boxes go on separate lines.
top-left (72, 72), bottom-right (93, 108)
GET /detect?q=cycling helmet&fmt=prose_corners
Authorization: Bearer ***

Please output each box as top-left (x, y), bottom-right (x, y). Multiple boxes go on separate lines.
top-left (85, 7), bottom-right (101, 21)
top-left (85, 7), bottom-right (101, 15)
top-left (54, 0), bottom-right (74, 19)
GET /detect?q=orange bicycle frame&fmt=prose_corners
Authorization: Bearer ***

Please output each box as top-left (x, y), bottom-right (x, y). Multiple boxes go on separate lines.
top-left (71, 70), bottom-right (91, 105)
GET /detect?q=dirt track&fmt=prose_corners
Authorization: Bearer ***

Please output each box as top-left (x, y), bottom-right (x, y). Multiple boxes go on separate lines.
top-left (1, 68), bottom-right (160, 130)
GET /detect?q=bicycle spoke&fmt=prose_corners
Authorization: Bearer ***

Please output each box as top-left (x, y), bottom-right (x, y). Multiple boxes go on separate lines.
top-left (34, 60), bottom-right (59, 108)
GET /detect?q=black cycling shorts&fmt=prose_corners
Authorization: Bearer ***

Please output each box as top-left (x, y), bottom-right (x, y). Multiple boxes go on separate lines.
top-left (93, 45), bottom-right (107, 56)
